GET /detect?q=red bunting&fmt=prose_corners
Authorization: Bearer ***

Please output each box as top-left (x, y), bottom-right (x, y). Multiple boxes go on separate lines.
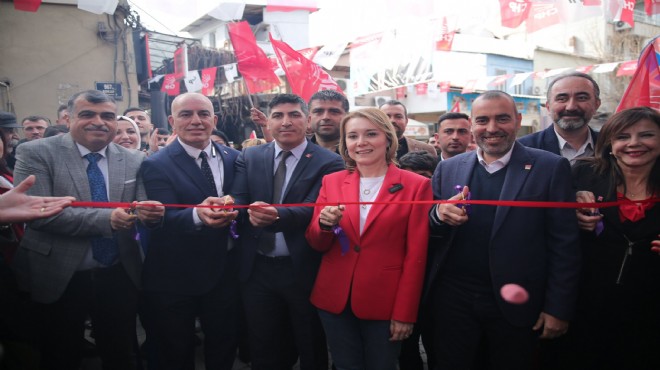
top-left (14, 0), bottom-right (41, 11)
top-left (617, 37), bottom-right (660, 111)
top-left (583, 0), bottom-right (601, 5)
top-left (619, 0), bottom-right (636, 27)
top-left (616, 60), bottom-right (637, 76)
top-left (161, 74), bottom-right (180, 96)
top-left (438, 81), bottom-right (450, 93)
top-left (436, 17), bottom-right (455, 51)
top-left (575, 65), bottom-right (595, 74)
top-left (490, 74), bottom-right (512, 87)
top-left (395, 86), bottom-right (406, 99)
top-left (200, 67), bottom-right (217, 96)
top-left (499, 0), bottom-right (531, 28)
top-left (269, 34), bottom-right (343, 102)
top-left (227, 21), bottom-right (280, 94)
top-left (266, 0), bottom-right (318, 12)
top-left (415, 83), bottom-right (428, 95)
top-left (645, 0), bottom-right (660, 15)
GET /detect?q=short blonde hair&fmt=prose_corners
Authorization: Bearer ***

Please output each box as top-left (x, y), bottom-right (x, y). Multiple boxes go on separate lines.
top-left (339, 108), bottom-right (398, 172)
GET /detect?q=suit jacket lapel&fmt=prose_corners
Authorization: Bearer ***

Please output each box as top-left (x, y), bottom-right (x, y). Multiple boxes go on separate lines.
top-left (542, 126), bottom-right (561, 156)
top-left (341, 170), bottom-right (361, 240)
top-left (362, 165), bottom-right (400, 235)
top-left (215, 143), bottom-right (234, 195)
top-left (449, 153), bottom-right (476, 199)
top-left (262, 143), bottom-right (276, 202)
top-left (492, 144), bottom-right (534, 236)
top-left (106, 144), bottom-right (126, 202)
top-left (169, 140), bottom-right (215, 196)
top-left (282, 142), bottom-right (313, 201)
top-left (60, 134), bottom-right (91, 200)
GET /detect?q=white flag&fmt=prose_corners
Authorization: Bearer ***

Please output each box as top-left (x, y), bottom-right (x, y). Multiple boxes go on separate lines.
top-left (313, 42), bottom-right (348, 70)
top-left (224, 63), bottom-right (239, 82)
top-left (510, 72), bottom-right (533, 87)
top-left (78, 0), bottom-right (118, 14)
top-left (209, 2), bottom-right (245, 21)
top-left (184, 71), bottom-right (203, 93)
top-left (592, 62), bottom-right (619, 74)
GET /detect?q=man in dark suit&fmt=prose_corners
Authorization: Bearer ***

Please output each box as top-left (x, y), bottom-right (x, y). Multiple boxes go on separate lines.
top-left (425, 91), bottom-right (581, 369)
top-left (13, 90), bottom-right (164, 370)
top-left (519, 72), bottom-right (601, 165)
top-left (231, 94), bottom-right (344, 370)
top-left (139, 92), bottom-right (241, 370)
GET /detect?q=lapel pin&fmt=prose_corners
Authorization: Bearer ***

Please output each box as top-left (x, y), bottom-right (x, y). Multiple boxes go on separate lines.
top-left (305, 153), bottom-right (312, 158)
top-left (597, 196), bottom-right (603, 202)
top-left (524, 164), bottom-right (532, 170)
top-left (223, 150), bottom-right (228, 155)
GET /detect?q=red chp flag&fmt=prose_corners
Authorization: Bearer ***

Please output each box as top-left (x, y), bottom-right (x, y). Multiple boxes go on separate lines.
top-left (499, 0), bottom-right (531, 28)
top-left (269, 34), bottom-right (343, 102)
top-left (616, 37), bottom-right (660, 112)
top-left (201, 67), bottom-right (218, 96)
top-left (161, 74), bottom-right (180, 96)
top-left (645, 0), bottom-right (660, 15)
top-left (227, 21), bottom-right (280, 94)
top-left (619, 0), bottom-right (636, 27)
top-left (436, 17), bottom-right (455, 51)
top-left (450, 100), bottom-right (461, 113)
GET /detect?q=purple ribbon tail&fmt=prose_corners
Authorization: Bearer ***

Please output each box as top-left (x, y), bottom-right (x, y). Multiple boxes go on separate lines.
top-left (595, 220), bottom-right (604, 236)
top-left (332, 226), bottom-right (350, 256)
top-left (230, 220), bottom-right (239, 239)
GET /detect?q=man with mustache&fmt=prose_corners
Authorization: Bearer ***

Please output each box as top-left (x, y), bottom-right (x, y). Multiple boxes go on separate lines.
top-left (12, 90), bottom-right (164, 369)
top-left (379, 100), bottom-right (437, 160)
top-left (308, 90), bottom-right (349, 154)
top-left (519, 72), bottom-right (601, 165)
top-left (232, 94), bottom-right (344, 370)
top-left (0, 111), bottom-right (21, 170)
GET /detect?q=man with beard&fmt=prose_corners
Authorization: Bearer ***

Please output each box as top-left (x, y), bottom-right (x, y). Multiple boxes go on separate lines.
top-left (380, 100), bottom-right (437, 160)
top-left (308, 90), bottom-right (348, 154)
top-left (519, 72), bottom-right (600, 165)
top-left (425, 91), bottom-right (580, 370)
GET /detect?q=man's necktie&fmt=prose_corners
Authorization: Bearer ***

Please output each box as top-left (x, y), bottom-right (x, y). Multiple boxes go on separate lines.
top-left (272, 151), bottom-right (291, 205)
top-left (258, 151), bottom-right (292, 254)
top-left (85, 153), bottom-right (118, 266)
top-left (199, 151), bottom-right (218, 196)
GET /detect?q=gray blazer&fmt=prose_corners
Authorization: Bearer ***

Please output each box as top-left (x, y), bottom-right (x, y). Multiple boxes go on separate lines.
top-left (12, 134), bottom-right (146, 303)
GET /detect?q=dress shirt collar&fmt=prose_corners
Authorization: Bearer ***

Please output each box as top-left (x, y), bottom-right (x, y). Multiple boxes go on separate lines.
top-left (476, 142), bottom-right (515, 174)
top-left (76, 142), bottom-right (108, 159)
top-left (178, 138), bottom-right (215, 160)
top-left (554, 125), bottom-right (594, 152)
top-left (274, 140), bottom-right (308, 160)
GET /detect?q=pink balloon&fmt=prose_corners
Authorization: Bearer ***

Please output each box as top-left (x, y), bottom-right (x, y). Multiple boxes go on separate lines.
top-left (500, 284), bottom-right (529, 304)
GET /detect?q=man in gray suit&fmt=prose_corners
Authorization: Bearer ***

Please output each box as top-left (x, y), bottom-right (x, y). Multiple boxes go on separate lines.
top-left (13, 90), bottom-right (164, 370)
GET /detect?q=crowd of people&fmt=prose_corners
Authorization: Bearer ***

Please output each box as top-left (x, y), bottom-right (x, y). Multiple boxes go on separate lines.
top-left (0, 71), bottom-right (658, 370)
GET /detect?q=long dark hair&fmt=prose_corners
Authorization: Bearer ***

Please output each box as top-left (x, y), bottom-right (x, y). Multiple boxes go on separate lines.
top-left (583, 107), bottom-right (660, 197)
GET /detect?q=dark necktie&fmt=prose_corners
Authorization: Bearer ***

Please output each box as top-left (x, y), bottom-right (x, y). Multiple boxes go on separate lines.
top-left (258, 150), bottom-right (292, 254)
top-left (272, 151), bottom-right (291, 204)
top-left (199, 151), bottom-right (218, 196)
top-left (85, 153), bottom-right (118, 266)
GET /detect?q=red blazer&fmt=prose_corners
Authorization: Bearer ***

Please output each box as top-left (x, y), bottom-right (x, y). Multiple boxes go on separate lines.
top-left (306, 164), bottom-right (432, 323)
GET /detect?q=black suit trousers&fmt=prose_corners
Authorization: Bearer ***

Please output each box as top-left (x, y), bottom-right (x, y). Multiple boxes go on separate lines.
top-left (144, 249), bottom-right (240, 370)
top-left (242, 255), bottom-right (328, 370)
top-left (38, 263), bottom-right (139, 370)
top-left (429, 276), bottom-right (538, 370)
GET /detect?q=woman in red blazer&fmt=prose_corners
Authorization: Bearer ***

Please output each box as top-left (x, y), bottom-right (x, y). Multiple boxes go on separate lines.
top-left (306, 108), bottom-right (432, 370)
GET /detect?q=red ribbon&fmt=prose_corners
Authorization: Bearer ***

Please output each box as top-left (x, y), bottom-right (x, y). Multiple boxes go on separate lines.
top-left (71, 198), bottom-right (659, 210)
